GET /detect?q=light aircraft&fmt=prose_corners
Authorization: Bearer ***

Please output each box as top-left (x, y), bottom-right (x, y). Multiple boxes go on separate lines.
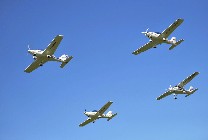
top-left (79, 101), bottom-right (117, 127)
top-left (24, 35), bottom-right (73, 73)
top-left (157, 72), bottom-right (199, 100)
top-left (132, 18), bottom-right (184, 55)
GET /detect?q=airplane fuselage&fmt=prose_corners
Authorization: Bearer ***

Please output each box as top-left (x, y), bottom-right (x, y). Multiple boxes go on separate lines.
top-left (145, 32), bottom-right (175, 45)
top-left (84, 112), bottom-right (106, 118)
top-left (28, 49), bottom-right (61, 62)
top-left (169, 86), bottom-right (195, 95)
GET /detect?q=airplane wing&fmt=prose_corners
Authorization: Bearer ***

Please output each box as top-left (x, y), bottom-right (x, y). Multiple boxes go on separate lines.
top-left (98, 101), bottom-right (113, 115)
top-left (132, 41), bottom-right (157, 55)
top-left (24, 58), bottom-right (47, 73)
top-left (157, 90), bottom-right (174, 100)
top-left (79, 117), bottom-right (96, 127)
top-left (177, 72), bottom-right (199, 88)
top-left (42, 35), bottom-right (63, 55)
top-left (160, 18), bottom-right (184, 38)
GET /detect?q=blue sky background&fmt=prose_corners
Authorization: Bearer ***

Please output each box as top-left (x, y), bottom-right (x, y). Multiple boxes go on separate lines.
top-left (0, 0), bottom-right (208, 140)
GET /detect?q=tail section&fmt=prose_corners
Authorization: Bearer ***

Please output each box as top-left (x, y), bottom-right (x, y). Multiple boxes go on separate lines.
top-left (188, 86), bottom-right (194, 92)
top-left (170, 37), bottom-right (176, 44)
top-left (59, 54), bottom-right (73, 68)
top-left (106, 111), bottom-right (113, 117)
top-left (106, 111), bottom-right (117, 121)
top-left (169, 39), bottom-right (184, 50)
top-left (185, 87), bottom-right (198, 97)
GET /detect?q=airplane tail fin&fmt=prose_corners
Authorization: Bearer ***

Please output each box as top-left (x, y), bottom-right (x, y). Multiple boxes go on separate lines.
top-left (59, 54), bottom-right (73, 68)
top-left (106, 111), bottom-right (117, 121)
top-left (185, 88), bottom-right (198, 97)
top-left (169, 39), bottom-right (184, 50)
top-left (189, 86), bottom-right (194, 91)
top-left (106, 111), bottom-right (113, 117)
top-left (170, 37), bottom-right (176, 44)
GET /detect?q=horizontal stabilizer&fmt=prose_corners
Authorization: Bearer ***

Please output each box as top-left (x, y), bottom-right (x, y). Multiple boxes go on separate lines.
top-left (169, 39), bottom-right (184, 50)
top-left (185, 88), bottom-right (198, 97)
top-left (107, 113), bottom-right (117, 121)
top-left (60, 56), bottom-right (73, 68)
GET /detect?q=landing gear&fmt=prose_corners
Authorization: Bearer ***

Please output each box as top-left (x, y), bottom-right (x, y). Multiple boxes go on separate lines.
top-left (173, 94), bottom-right (177, 99)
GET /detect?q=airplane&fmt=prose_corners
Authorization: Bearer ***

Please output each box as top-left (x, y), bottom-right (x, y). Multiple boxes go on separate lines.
top-left (132, 18), bottom-right (184, 55)
top-left (24, 35), bottom-right (73, 73)
top-left (157, 72), bottom-right (199, 100)
top-left (79, 101), bottom-right (117, 127)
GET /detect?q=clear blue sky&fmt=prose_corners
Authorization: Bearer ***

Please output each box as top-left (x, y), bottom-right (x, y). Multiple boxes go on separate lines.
top-left (0, 0), bottom-right (208, 140)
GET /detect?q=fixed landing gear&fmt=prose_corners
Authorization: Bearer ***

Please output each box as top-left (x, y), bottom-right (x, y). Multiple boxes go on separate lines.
top-left (173, 94), bottom-right (177, 99)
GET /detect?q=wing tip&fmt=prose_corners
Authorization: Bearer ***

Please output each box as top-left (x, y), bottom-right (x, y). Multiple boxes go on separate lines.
top-left (132, 51), bottom-right (139, 55)
top-left (177, 18), bottom-right (184, 22)
top-left (108, 101), bottom-right (113, 104)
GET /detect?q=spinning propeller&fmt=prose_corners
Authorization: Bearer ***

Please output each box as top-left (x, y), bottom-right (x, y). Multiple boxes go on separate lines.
top-left (27, 44), bottom-right (30, 55)
top-left (165, 85), bottom-right (172, 91)
top-left (141, 28), bottom-right (149, 35)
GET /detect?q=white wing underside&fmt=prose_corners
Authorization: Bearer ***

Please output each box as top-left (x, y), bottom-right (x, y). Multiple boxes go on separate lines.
top-left (79, 117), bottom-right (97, 127)
top-left (157, 90), bottom-right (174, 100)
top-left (160, 18), bottom-right (184, 38)
top-left (42, 35), bottom-right (63, 55)
top-left (132, 41), bottom-right (158, 55)
top-left (24, 58), bottom-right (47, 73)
top-left (177, 72), bottom-right (199, 88)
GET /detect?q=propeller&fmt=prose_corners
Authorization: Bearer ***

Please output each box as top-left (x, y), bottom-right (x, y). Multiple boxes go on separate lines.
top-left (84, 109), bottom-right (86, 113)
top-left (166, 85), bottom-right (172, 91)
top-left (168, 85), bottom-right (172, 90)
top-left (28, 44), bottom-right (31, 50)
top-left (27, 44), bottom-right (31, 56)
top-left (141, 28), bottom-right (149, 34)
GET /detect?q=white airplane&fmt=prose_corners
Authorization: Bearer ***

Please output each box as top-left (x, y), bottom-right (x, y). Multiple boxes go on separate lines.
top-left (157, 72), bottom-right (199, 100)
top-left (24, 35), bottom-right (73, 73)
top-left (132, 18), bottom-right (184, 55)
top-left (79, 101), bottom-right (117, 127)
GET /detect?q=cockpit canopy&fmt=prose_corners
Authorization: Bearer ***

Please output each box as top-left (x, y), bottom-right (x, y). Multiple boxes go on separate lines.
top-left (155, 32), bottom-right (161, 34)
top-left (92, 110), bottom-right (97, 112)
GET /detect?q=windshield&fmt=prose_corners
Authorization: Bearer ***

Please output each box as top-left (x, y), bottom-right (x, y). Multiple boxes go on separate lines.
top-left (155, 32), bottom-right (161, 34)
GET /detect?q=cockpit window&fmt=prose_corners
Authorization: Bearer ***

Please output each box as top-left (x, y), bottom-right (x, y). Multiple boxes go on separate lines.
top-left (92, 110), bottom-right (97, 112)
top-left (155, 32), bottom-right (161, 34)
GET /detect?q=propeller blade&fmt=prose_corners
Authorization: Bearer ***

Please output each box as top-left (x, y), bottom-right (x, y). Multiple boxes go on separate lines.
top-left (146, 28), bottom-right (149, 32)
top-left (28, 44), bottom-right (30, 50)
top-left (141, 28), bottom-right (149, 34)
